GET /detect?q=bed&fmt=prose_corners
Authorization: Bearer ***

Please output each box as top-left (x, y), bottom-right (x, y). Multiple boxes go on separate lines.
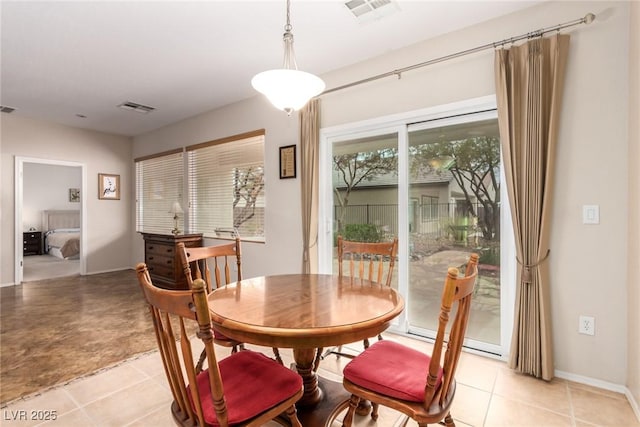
top-left (42, 210), bottom-right (81, 260)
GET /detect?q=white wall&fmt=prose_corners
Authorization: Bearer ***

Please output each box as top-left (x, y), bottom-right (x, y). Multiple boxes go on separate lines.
top-left (133, 1), bottom-right (634, 388)
top-left (23, 163), bottom-right (81, 231)
top-left (627, 0), bottom-right (640, 411)
top-left (1, 115), bottom-right (133, 283)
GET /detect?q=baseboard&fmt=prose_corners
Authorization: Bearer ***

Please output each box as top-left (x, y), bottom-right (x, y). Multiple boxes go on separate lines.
top-left (555, 369), bottom-right (640, 422)
top-left (627, 388), bottom-right (640, 423)
top-left (84, 266), bottom-right (134, 276)
top-left (0, 282), bottom-right (18, 288)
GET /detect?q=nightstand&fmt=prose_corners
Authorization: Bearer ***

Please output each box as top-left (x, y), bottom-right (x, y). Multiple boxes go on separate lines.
top-left (23, 231), bottom-right (43, 256)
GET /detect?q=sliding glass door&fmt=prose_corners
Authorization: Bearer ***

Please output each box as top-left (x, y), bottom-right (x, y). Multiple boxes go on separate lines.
top-left (319, 97), bottom-right (512, 356)
top-left (406, 114), bottom-right (504, 351)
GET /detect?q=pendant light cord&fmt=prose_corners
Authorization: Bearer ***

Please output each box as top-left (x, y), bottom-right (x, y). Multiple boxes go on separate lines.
top-left (321, 13), bottom-right (595, 96)
top-left (282, 0), bottom-right (297, 70)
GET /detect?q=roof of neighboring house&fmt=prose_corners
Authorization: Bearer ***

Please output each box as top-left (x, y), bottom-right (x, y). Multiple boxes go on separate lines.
top-left (333, 168), bottom-right (453, 190)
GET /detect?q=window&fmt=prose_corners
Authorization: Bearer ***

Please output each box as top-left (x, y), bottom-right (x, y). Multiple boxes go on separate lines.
top-left (186, 130), bottom-right (265, 241)
top-left (135, 149), bottom-right (184, 234)
top-left (421, 195), bottom-right (438, 221)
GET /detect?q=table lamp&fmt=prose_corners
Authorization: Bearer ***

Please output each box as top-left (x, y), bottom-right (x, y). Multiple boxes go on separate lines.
top-left (169, 202), bottom-right (183, 235)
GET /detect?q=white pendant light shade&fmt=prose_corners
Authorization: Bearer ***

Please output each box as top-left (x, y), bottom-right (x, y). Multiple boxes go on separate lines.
top-left (252, 0), bottom-right (324, 115)
top-left (252, 69), bottom-right (325, 115)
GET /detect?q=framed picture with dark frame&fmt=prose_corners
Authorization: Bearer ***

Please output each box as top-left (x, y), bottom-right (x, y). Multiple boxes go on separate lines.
top-left (69, 188), bottom-right (80, 203)
top-left (98, 173), bottom-right (120, 200)
top-left (279, 144), bottom-right (296, 179)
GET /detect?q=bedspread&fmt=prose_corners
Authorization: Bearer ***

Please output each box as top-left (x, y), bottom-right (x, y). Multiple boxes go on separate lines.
top-left (46, 231), bottom-right (80, 259)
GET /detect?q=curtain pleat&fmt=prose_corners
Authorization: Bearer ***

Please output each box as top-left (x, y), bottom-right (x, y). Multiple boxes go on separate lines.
top-left (495, 34), bottom-right (570, 380)
top-left (299, 99), bottom-right (320, 273)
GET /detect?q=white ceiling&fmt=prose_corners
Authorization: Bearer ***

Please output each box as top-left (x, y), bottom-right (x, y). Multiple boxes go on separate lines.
top-left (1, 0), bottom-right (541, 137)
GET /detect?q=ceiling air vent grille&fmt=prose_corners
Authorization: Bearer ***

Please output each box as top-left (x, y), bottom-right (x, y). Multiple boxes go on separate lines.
top-left (1, 105), bottom-right (16, 113)
top-left (117, 101), bottom-right (156, 114)
top-left (344, 0), bottom-right (399, 22)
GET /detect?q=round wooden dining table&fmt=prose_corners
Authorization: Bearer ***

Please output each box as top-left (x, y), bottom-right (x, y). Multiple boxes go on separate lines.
top-left (207, 273), bottom-right (404, 427)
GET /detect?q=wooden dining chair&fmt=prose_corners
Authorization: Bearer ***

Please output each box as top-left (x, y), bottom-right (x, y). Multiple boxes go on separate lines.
top-left (321, 235), bottom-right (399, 361)
top-left (177, 239), bottom-right (245, 355)
top-left (178, 240), bottom-right (285, 365)
top-left (335, 253), bottom-right (479, 427)
top-left (135, 263), bottom-right (303, 427)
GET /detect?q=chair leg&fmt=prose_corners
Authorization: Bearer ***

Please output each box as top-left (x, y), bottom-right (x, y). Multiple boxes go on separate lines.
top-left (285, 405), bottom-right (302, 427)
top-left (195, 349), bottom-right (207, 373)
top-left (342, 395), bottom-right (360, 427)
top-left (442, 412), bottom-right (455, 426)
top-left (313, 348), bottom-right (323, 372)
top-left (371, 402), bottom-right (379, 421)
top-left (273, 347), bottom-right (284, 365)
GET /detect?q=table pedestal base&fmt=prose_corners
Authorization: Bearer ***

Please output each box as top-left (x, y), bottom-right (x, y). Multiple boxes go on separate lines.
top-left (278, 377), bottom-right (349, 427)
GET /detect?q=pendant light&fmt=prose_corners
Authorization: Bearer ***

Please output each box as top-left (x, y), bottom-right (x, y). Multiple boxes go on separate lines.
top-left (251, 0), bottom-right (325, 115)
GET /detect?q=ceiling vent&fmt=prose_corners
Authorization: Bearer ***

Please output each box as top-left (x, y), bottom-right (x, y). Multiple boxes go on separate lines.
top-left (0, 105), bottom-right (16, 113)
top-left (117, 101), bottom-right (156, 114)
top-left (344, 0), bottom-right (399, 23)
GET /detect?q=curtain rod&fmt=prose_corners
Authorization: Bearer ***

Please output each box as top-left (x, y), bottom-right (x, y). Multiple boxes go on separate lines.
top-left (321, 12), bottom-right (596, 96)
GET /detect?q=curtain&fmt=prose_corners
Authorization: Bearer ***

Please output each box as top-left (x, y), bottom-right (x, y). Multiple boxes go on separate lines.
top-left (495, 34), bottom-right (570, 380)
top-left (300, 98), bottom-right (320, 273)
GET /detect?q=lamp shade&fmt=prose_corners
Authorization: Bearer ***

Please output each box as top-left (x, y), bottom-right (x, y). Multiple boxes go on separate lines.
top-left (169, 202), bottom-right (183, 214)
top-left (251, 69), bottom-right (325, 115)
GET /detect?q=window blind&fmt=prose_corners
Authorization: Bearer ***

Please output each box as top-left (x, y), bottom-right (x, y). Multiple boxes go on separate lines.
top-left (135, 150), bottom-right (184, 234)
top-left (187, 131), bottom-right (265, 241)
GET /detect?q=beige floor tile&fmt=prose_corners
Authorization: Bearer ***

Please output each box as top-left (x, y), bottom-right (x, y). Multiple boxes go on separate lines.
top-left (571, 387), bottom-right (640, 426)
top-left (449, 383), bottom-right (491, 426)
top-left (81, 379), bottom-right (172, 427)
top-left (125, 406), bottom-right (176, 427)
top-left (492, 367), bottom-right (571, 416)
top-left (35, 408), bottom-right (96, 427)
top-left (485, 394), bottom-right (573, 426)
top-left (568, 380), bottom-right (628, 401)
top-left (0, 389), bottom-right (78, 427)
top-left (126, 351), bottom-right (165, 378)
top-left (455, 353), bottom-right (501, 392)
top-left (63, 364), bottom-right (149, 406)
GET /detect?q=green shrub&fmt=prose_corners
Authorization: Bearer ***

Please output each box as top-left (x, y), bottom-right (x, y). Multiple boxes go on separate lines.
top-left (340, 224), bottom-right (382, 243)
top-left (479, 246), bottom-right (500, 265)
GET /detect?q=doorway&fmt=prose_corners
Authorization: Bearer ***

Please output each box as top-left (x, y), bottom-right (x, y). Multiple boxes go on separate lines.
top-left (14, 157), bottom-right (87, 283)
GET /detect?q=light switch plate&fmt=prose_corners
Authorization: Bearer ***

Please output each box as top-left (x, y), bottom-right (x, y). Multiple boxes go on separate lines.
top-left (583, 205), bottom-right (599, 224)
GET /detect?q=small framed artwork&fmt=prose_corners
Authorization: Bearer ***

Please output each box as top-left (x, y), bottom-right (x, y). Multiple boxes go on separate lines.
top-left (69, 188), bottom-right (80, 203)
top-left (279, 144), bottom-right (296, 179)
top-left (98, 173), bottom-right (120, 200)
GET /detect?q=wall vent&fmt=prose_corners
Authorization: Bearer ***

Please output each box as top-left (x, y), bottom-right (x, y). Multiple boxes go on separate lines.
top-left (117, 101), bottom-right (156, 114)
top-left (0, 105), bottom-right (16, 113)
top-left (344, 0), bottom-right (399, 22)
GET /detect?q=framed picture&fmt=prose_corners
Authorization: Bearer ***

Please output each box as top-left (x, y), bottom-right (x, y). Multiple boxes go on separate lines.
top-left (98, 173), bottom-right (120, 200)
top-left (279, 144), bottom-right (296, 179)
top-left (69, 188), bottom-right (80, 203)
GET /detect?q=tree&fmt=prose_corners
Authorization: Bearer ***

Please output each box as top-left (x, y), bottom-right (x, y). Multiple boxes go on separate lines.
top-left (333, 148), bottom-right (397, 232)
top-left (233, 166), bottom-right (264, 232)
top-left (411, 136), bottom-right (501, 241)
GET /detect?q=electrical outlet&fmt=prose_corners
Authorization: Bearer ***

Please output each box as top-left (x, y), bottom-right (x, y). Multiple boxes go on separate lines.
top-left (578, 315), bottom-right (595, 336)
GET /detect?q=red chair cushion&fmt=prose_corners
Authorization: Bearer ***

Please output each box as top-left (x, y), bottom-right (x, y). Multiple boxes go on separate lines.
top-left (343, 340), bottom-right (442, 403)
top-left (188, 350), bottom-right (302, 426)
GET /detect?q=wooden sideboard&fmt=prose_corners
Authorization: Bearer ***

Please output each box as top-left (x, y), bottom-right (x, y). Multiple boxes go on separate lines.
top-left (141, 233), bottom-right (203, 290)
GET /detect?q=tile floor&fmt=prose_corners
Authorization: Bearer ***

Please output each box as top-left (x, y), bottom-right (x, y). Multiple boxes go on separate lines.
top-left (1, 333), bottom-right (637, 427)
